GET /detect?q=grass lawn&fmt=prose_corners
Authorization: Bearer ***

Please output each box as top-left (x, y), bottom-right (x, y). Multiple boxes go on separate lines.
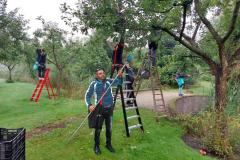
top-left (0, 82), bottom-right (83, 129)
top-left (185, 81), bottom-right (214, 96)
top-left (0, 81), bottom-right (215, 160)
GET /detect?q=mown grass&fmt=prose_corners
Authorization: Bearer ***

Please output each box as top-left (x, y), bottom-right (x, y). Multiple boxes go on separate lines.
top-left (0, 81), bottom-right (215, 160)
top-left (186, 81), bottom-right (214, 96)
top-left (0, 81), bottom-right (83, 129)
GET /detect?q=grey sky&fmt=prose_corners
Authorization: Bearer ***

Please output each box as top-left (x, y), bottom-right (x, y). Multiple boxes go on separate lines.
top-left (7, 0), bottom-right (84, 39)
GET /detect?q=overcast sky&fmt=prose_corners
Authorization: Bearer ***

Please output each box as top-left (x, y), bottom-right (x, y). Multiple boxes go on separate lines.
top-left (6, 0), bottom-right (85, 39)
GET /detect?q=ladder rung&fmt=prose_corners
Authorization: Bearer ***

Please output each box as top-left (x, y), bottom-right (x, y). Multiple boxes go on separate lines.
top-left (157, 110), bottom-right (167, 113)
top-left (155, 103), bottom-right (165, 105)
top-left (127, 115), bottom-right (139, 120)
top-left (156, 107), bottom-right (166, 110)
top-left (128, 124), bottom-right (142, 130)
top-left (123, 90), bottom-right (134, 92)
top-left (155, 105), bottom-right (166, 107)
top-left (155, 99), bottom-right (163, 101)
top-left (155, 105), bottom-right (165, 107)
top-left (125, 106), bottom-right (138, 110)
top-left (123, 81), bottom-right (132, 84)
top-left (124, 98), bottom-right (135, 101)
top-left (36, 88), bottom-right (47, 90)
top-left (156, 106), bottom-right (165, 111)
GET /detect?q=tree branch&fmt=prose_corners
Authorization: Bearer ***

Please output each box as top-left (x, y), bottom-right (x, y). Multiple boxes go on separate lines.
top-left (222, 0), bottom-right (240, 43)
top-left (143, 7), bottom-right (174, 14)
top-left (179, 7), bottom-right (187, 40)
top-left (47, 58), bottom-right (57, 66)
top-left (61, 54), bottom-right (78, 69)
top-left (10, 64), bottom-right (15, 70)
top-left (229, 47), bottom-right (240, 65)
top-left (194, 0), bottom-right (222, 45)
top-left (182, 33), bottom-right (198, 46)
top-left (180, 0), bottom-right (192, 40)
top-left (192, 20), bottom-right (201, 40)
top-left (159, 26), bottom-right (217, 72)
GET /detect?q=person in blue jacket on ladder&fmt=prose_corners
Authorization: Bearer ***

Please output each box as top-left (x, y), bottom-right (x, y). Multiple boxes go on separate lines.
top-left (125, 54), bottom-right (136, 105)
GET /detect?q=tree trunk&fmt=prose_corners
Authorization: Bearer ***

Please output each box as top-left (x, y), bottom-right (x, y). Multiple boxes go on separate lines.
top-left (214, 66), bottom-right (233, 157)
top-left (56, 68), bottom-right (63, 95)
top-left (9, 68), bottom-right (12, 81)
top-left (7, 66), bottom-right (13, 82)
top-left (215, 66), bottom-right (228, 113)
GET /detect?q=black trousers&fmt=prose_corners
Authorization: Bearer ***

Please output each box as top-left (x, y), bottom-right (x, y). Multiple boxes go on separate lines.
top-left (94, 107), bottom-right (113, 146)
top-left (149, 47), bottom-right (157, 66)
top-left (110, 64), bottom-right (122, 78)
top-left (38, 65), bottom-right (46, 78)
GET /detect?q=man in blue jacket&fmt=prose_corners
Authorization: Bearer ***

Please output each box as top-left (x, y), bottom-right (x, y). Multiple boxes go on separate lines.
top-left (85, 68), bottom-right (123, 155)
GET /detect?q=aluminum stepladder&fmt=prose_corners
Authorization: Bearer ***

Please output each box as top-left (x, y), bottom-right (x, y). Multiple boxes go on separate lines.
top-left (111, 64), bottom-right (144, 137)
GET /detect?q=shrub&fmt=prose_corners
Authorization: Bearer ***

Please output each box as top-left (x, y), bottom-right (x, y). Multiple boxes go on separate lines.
top-left (229, 117), bottom-right (240, 154)
top-left (180, 111), bottom-right (239, 157)
top-left (6, 79), bottom-right (14, 83)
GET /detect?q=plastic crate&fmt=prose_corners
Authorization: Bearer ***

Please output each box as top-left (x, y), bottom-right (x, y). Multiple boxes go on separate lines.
top-left (0, 128), bottom-right (25, 160)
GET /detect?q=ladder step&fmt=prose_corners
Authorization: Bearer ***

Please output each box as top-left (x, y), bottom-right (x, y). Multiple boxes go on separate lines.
top-left (128, 124), bottom-right (142, 130)
top-left (125, 106), bottom-right (138, 110)
top-left (123, 90), bottom-right (134, 92)
top-left (156, 109), bottom-right (166, 112)
top-left (124, 98), bottom-right (135, 101)
top-left (127, 115), bottom-right (139, 120)
top-left (123, 81), bottom-right (132, 84)
top-left (37, 88), bottom-right (47, 90)
top-left (156, 104), bottom-right (165, 107)
top-left (155, 99), bottom-right (163, 101)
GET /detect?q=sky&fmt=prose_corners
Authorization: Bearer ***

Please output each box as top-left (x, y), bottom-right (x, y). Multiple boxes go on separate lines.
top-left (6, 0), bottom-right (86, 39)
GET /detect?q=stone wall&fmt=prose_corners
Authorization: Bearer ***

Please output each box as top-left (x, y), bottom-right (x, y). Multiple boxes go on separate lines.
top-left (175, 96), bottom-right (210, 115)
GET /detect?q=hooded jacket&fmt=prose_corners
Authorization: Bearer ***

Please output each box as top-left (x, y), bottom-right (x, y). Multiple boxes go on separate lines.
top-left (37, 52), bottom-right (46, 65)
top-left (85, 77), bottom-right (123, 108)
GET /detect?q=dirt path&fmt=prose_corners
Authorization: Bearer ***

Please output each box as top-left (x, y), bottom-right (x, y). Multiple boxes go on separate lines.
top-left (136, 90), bottom-right (191, 109)
top-left (0, 78), bottom-right (5, 83)
top-left (26, 116), bottom-right (80, 139)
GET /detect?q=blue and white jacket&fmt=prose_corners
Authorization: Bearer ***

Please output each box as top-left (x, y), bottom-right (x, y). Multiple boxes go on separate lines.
top-left (85, 77), bottom-right (123, 108)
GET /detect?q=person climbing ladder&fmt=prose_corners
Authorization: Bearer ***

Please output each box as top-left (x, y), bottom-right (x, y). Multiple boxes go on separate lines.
top-left (36, 48), bottom-right (47, 80)
top-left (125, 54), bottom-right (136, 105)
top-left (110, 41), bottom-right (124, 77)
top-left (148, 28), bottom-right (161, 67)
top-left (148, 41), bottom-right (158, 67)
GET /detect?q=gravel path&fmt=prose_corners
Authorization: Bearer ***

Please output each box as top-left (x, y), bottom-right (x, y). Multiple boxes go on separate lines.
top-left (136, 90), bottom-right (191, 109)
top-left (0, 78), bottom-right (5, 83)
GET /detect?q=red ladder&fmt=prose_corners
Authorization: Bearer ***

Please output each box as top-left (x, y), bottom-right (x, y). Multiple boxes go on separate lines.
top-left (30, 68), bottom-right (55, 102)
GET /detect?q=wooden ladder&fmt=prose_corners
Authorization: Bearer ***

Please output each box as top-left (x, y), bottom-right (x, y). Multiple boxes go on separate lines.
top-left (133, 52), bottom-right (167, 121)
